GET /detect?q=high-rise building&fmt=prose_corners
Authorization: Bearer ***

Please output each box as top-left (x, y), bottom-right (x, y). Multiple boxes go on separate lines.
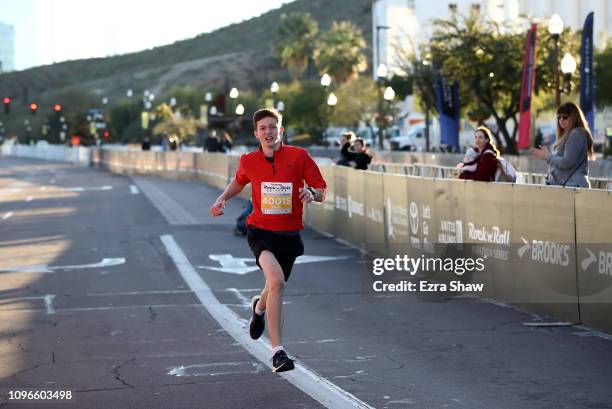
top-left (0, 22), bottom-right (15, 72)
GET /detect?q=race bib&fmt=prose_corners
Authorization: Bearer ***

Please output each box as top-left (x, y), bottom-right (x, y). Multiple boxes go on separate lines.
top-left (261, 182), bottom-right (293, 214)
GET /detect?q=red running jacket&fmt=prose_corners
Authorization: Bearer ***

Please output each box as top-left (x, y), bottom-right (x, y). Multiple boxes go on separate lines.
top-left (235, 143), bottom-right (327, 231)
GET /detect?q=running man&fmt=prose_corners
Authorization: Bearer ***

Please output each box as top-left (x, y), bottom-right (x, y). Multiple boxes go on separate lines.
top-left (209, 108), bottom-right (327, 372)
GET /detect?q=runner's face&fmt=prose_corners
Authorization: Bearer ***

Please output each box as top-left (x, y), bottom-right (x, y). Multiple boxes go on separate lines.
top-left (254, 116), bottom-right (283, 149)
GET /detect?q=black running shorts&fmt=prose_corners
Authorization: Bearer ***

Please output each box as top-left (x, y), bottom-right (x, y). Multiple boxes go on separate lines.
top-left (246, 227), bottom-right (304, 282)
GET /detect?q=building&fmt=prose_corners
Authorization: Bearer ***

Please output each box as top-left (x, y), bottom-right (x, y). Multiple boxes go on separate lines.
top-left (373, 0), bottom-right (612, 77)
top-left (0, 22), bottom-right (15, 72)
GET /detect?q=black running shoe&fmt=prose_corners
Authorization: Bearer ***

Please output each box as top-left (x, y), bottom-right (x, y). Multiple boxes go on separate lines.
top-left (248, 296), bottom-right (265, 340)
top-left (272, 350), bottom-right (295, 373)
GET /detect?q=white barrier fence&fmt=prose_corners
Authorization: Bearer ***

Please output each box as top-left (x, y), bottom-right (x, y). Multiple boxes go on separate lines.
top-left (1, 143), bottom-right (92, 166)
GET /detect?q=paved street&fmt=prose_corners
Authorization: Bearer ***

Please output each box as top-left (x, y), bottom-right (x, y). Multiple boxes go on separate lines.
top-left (1, 156), bottom-right (612, 409)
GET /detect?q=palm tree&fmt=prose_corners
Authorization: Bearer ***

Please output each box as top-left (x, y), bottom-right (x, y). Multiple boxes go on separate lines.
top-left (277, 12), bottom-right (319, 81)
top-left (314, 21), bottom-right (367, 85)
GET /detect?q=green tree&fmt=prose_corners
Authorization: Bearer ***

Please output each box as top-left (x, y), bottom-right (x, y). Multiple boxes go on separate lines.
top-left (330, 76), bottom-right (377, 127)
top-left (429, 13), bottom-right (579, 153)
top-left (152, 103), bottom-right (202, 145)
top-left (277, 12), bottom-right (319, 81)
top-left (314, 21), bottom-right (368, 85)
top-left (595, 45), bottom-right (612, 108)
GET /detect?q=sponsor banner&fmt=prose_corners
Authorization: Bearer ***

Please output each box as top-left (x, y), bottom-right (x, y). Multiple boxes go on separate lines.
top-left (518, 24), bottom-right (538, 150)
top-left (465, 181), bottom-right (514, 301)
top-left (512, 184), bottom-right (579, 322)
top-left (347, 168), bottom-right (365, 247)
top-left (435, 73), bottom-right (459, 149)
top-left (575, 188), bottom-right (612, 333)
top-left (334, 166), bottom-right (351, 243)
top-left (580, 12), bottom-right (595, 132)
top-left (383, 173), bottom-right (410, 257)
top-left (405, 176), bottom-right (436, 256)
top-left (364, 171), bottom-right (386, 257)
top-left (309, 165), bottom-right (335, 236)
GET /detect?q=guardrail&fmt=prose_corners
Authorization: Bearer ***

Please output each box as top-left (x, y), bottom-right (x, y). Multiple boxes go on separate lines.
top-left (88, 147), bottom-right (612, 334)
top-left (1, 143), bottom-right (92, 166)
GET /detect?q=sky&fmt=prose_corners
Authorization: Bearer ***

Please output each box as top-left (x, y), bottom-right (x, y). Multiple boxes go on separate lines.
top-left (0, 0), bottom-right (293, 70)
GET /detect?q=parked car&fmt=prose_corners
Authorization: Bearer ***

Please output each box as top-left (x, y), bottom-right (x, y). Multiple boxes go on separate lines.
top-left (390, 125), bottom-right (426, 151)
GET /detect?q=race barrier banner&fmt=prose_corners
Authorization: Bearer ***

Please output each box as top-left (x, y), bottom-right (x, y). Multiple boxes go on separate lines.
top-left (363, 171), bottom-right (386, 257)
top-left (575, 188), bottom-right (612, 333)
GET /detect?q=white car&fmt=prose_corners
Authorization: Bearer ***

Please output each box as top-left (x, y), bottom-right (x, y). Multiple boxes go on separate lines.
top-left (390, 126), bottom-right (426, 151)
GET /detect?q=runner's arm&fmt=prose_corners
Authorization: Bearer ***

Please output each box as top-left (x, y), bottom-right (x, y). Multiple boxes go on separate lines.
top-left (302, 151), bottom-right (327, 203)
top-left (210, 178), bottom-right (245, 216)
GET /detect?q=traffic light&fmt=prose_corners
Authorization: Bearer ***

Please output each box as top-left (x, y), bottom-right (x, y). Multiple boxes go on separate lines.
top-left (29, 102), bottom-right (39, 115)
top-left (53, 104), bottom-right (62, 113)
top-left (2, 97), bottom-right (10, 114)
top-left (103, 131), bottom-right (110, 139)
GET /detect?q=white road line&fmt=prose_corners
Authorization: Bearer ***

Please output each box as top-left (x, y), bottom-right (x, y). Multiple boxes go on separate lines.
top-left (227, 288), bottom-right (251, 307)
top-left (44, 294), bottom-right (55, 315)
top-left (160, 234), bottom-right (374, 409)
top-left (2, 212), bottom-right (13, 220)
top-left (130, 185), bottom-right (140, 195)
top-left (26, 196), bottom-right (33, 202)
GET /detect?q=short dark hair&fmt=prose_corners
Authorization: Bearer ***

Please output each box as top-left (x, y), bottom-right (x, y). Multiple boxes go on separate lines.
top-left (354, 137), bottom-right (365, 146)
top-left (253, 108), bottom-right (283, 129)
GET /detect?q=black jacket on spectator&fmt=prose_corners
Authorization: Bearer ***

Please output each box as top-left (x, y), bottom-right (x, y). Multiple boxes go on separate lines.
top-left (341, 143), bottom-right (372, 170)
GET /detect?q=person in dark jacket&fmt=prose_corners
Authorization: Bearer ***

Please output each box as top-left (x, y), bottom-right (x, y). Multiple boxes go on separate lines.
top-left (341, 137), bottom-right (372, 170)
top-left (336, 132), bottom-right (355, 166)
top-left (458, 126), bottom-right (499, 182)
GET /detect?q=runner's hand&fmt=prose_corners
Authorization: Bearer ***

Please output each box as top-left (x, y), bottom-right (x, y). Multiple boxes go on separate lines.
top-left (299, 188), bottom-right (314, 204)
top-left (210, 198), bottom-right (226, 216)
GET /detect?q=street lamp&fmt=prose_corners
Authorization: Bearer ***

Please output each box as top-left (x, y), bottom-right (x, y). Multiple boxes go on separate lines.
top-left (270, 82), bottom-right (279, 108)
top-left (548, 14), bottom-right (565, 106)
top-left (327, 92), bottom-right (337, 107)
top-left (170, 97), bottom-right (177, 108)
top-left (235, 103), bottom-right (245, 116)
top-left (229, 87), bottom-right (239, 99)
top-left (324, 93), bottom-right (337, 147)
top-left (375, 64), bottom-right (391, 149)
top-left (126, 89), bottom-right (133, 98)
top-left (320, 73), bottom-right (331, 88)
top-left (204, 92), bottom-right (212, 102)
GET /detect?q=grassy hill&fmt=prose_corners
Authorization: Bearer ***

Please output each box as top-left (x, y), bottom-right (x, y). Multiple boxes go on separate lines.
top-left (0, 0), bottom-right (373, 131)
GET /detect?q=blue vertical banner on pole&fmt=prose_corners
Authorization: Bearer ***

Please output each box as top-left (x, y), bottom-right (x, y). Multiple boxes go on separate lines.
top-left (435, 72), bottom-right (459, 149)
top-left (580, 12), bottom-right (595, 132)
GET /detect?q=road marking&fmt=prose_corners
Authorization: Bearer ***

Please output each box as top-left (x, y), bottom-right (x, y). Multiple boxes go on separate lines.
top-left (2, 212), bottom-right (13, 220)
top-left (44, 294), bottom-right (56, 315)
top-left (167, 362), bottom-right (265, 377)
top-left (226, 288), bottom-right (251, 307)
top-left (26, 196), bottom-right (33, 202)
top-left (0, 258), bottom-right (125, 274)
top-left (199, 254), bottom-right (350, 275)
top-left (64, 186), bottom-right (113, 192)
top-left (160, 234), bottom-right (374, 409)
top-left (132, 177), bottom-right (198, 225)
top-left (130, 185), bottom-right (140, 195)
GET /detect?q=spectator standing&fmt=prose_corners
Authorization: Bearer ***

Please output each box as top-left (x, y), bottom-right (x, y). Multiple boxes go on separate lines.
top-left (530, 102), bottom-right (593, 188)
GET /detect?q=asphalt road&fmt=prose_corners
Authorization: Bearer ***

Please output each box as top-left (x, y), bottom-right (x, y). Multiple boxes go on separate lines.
top-left (0, 156), bottom-right (611, 409)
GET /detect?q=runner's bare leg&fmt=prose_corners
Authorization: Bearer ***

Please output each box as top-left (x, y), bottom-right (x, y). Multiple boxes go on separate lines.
top-left (257, 250), bottom-right (284, 348)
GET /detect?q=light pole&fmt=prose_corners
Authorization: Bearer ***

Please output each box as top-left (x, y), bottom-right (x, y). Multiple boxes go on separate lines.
top-left (320, 74), bottom-right (332, 146)
top-left (376, 63), bottom-right (390, 150)
top-left (548, 14), bottom-right (564, 107)
top-left (375, 25), bottom-right (391, 77)
top-left (270, 82), bottom-right (279, 109)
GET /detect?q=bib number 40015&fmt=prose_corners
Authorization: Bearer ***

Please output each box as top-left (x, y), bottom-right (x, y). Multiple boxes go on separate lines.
top-left (261, 182), bottom-right (293, 214)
